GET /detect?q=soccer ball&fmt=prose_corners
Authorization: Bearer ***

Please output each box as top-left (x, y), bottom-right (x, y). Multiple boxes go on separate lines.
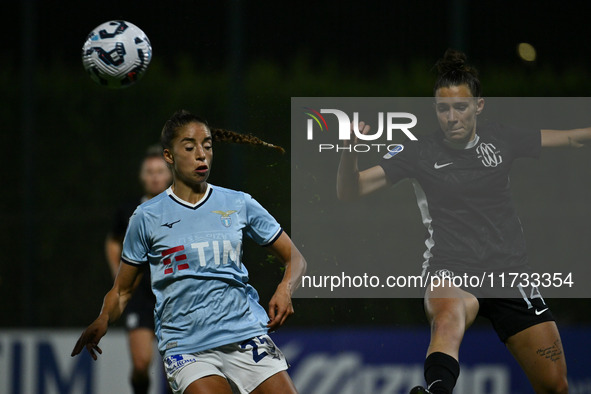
top-left (81, 20), bottom-right (152, 88)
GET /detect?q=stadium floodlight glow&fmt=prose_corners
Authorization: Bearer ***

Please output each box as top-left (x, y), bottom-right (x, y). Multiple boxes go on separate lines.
top-left (517, 42), bottom-right (536, 62)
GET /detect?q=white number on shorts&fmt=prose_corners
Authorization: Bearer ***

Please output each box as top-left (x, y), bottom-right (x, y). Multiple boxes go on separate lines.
top-left (517, 284), bottom-right (546, 309)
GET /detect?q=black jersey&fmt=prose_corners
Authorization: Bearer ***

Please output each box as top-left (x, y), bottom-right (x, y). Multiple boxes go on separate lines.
top-left (379, 122), bottom-right (541, 273)
top-left (111, 199), bottom-right (144, 241)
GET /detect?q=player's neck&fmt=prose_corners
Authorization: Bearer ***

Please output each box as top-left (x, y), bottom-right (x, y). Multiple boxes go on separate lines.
top-left (171, 181), bottom-right (209, 204)
top-left (444, 133), bottom-right (480, 150)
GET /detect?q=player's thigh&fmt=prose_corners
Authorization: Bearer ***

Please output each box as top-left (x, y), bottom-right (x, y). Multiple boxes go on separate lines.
top-left (506, 321), bottom-right (568, 393)
top-left (251, 370), bottom-right (297, 394)
top-left (424, 284), bottom-right (479, 329)
top-left (165, 354), bottom-right (229, 394)
top-left (128, 328), bottom-right (154, 370)
top-left (183, 375), bottom-right (233, 394)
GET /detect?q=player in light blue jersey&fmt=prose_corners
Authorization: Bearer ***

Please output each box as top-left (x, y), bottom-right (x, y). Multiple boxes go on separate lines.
top-left (73, 110), bottom-right (306, 394)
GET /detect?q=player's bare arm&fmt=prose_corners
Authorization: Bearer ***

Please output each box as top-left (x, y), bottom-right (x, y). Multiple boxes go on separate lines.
top-left (541, 127), bottom-right (591, 148)
top-left (71, 262), bottom-right (142, 360)
top-left (337, 121), bottom-right (391, 201)
top-left (265, 231), bottom-right (307, 331)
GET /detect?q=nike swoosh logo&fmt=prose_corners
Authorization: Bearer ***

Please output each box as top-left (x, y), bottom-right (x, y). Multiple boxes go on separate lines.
top-left (428, 380), bottom-right (443, 389)
top-left (434, 162), bottom-right (453, 169)
top-left (161, 219), bottom-right (181, 228)
top-left (535, 308), bottom-right (549, 315)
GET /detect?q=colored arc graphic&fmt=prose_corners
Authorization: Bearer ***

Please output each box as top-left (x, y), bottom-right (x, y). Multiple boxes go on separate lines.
top-left (303, 107), bottom-right (329, 131)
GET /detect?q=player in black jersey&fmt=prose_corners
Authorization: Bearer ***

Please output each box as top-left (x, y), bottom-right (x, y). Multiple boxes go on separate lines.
top-left (105, 145), bottom-right (172, 394)
top-left (337, 49), bottom-right (591, 394)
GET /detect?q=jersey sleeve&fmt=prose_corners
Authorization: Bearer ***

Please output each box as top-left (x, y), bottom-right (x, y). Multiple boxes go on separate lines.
top-left (378, 140), bottom-right (420, 184)
top-left (495, 123), bottom-right (541, 159)
top-left (121, 206), bottom-right (150, 266)
top-left (243, 193), bottom-right (283, 246)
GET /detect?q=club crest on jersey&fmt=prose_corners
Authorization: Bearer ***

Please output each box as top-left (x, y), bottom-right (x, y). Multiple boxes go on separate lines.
top-left (212, 210), bottom-right (237, 227)
top-left (476, 142), bottom-right (503, 167)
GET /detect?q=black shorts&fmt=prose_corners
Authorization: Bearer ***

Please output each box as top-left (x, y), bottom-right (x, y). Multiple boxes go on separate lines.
top-left (424, 266), bottom-right (555, 342)
top-left (123, 266), bottom-right (156, 332)
top-left (478, 297), bottom-right (554, 342)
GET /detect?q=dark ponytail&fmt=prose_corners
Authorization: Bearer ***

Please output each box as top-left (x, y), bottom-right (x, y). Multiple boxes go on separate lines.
top-left (161, 110), bottom-right (285, 154)
top-left (210, 127), bottom-right (285, 154)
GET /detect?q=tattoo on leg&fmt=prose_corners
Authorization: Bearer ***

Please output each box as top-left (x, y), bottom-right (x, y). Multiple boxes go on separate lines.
top-left (536, 340), bottom-right (563, 362)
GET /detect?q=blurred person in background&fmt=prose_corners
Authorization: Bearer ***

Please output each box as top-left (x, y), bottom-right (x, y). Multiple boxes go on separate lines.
top-left (105, 145), bottom-right (172, 394)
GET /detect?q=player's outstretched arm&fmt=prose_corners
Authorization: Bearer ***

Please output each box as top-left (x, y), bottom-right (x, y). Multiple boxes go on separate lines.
top-left (541, 127), bottom-right (591, 148)
top-left (337, 121), bottom-right (390, 201)
top-left (71, 262), bottom-right (142, 360)
top-left (265, 232), bottom-right (307, 331)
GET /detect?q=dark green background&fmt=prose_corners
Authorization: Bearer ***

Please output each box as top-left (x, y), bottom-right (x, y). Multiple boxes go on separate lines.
top-left (2, 1), bottom-right (590, 329)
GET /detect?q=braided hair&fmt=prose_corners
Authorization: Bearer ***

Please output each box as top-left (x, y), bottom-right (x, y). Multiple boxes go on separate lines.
top-left (433, 49), bottom-right (481, 97)
top-left (161, 110), bottom-right (285, 154)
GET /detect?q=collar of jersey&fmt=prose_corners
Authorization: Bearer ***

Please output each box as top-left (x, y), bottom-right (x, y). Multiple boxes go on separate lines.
top-left (443, 134), bottom-right (480, 150)
top-left (166, 184), bottom-right (213, 209)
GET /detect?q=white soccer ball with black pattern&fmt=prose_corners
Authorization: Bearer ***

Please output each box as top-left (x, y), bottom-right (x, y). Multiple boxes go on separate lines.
top-left (81, 20), bottom-right (152, 88)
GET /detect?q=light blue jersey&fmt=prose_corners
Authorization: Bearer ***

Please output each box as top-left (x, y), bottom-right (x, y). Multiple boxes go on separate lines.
top-left (121, 184), bottom-right (283, 358)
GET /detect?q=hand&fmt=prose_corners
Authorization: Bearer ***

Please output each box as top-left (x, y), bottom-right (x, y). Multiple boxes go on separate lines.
top-left (267, 283), bottom-right (294, 331)
top-left (344, 121), bottom-right (371, 147)
top-left (71, 317), bottom-right (108, 360)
